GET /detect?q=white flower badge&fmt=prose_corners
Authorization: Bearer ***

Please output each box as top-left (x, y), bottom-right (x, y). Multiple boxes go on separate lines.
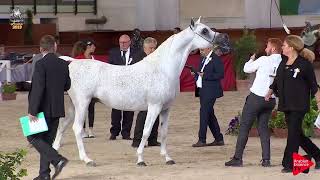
top-left (293, 68), bottom-right (300, 78)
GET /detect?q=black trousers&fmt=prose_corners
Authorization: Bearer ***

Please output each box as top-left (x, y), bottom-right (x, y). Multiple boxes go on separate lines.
top-left (282, 111), bottom-right (320, 169)
top-left (198, 96), bottom-right (223, 143)
top-left (83, 99), bottom-right (96, 128)
top-left (133, 111), bottom-right (159, 144)
top-left (110, 108), bottom-right (134, 138)
top-left (234, 93), bottom-right (275, 160)
top-left (27, 117), bottom-right (63, 177)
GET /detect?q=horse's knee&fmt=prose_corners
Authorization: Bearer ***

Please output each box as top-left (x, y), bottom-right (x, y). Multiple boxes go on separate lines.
top-left (73, 125), bottom-right (82, 134)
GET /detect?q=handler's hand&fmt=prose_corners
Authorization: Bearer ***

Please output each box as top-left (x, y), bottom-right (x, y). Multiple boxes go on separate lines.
top-left (198, 72), bottom-right (204, 77)
top-left (28, 114), bottom-right (38, 122)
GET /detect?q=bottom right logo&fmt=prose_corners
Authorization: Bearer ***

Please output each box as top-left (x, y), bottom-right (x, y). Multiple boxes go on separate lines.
top-left (293, 153), bottom-right (314, 175)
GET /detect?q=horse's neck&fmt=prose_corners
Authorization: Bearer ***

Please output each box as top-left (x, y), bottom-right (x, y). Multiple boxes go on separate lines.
top-left (157, 28), bottom-right (194, 80)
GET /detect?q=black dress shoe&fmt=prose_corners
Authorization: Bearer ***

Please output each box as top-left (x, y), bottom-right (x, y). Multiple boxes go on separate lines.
top-left (52, 157), bottom-right (69, 180)
top-left (207, 140), bottom-right (224, 146)
top-left (261, 159), bottom-right (271, 167)
top-left (109, 134), bottom-right (116, 140)
top-left (192, 141), bottom-right (207, 147)
top-left (33, 175), bottom-right (50, 180)
top-left (122, 136), bottom-right (132, 140)
top-left (281, 167), bottom-right (292, 173)
top-left (225, 157), bottom-right (243, 167)
top-left (148, 141), bottom-right (161, 146)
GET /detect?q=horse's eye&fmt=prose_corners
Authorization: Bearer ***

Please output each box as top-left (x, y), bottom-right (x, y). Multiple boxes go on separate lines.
top-left (202, 28), bottom-right (208, 35)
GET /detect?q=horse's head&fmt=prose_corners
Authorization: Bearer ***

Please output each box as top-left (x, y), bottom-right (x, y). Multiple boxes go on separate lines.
top-left (189, 17), bottom-right (220, 49)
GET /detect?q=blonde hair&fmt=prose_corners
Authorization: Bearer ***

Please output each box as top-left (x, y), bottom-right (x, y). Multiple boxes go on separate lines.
top-left (143, 37), bottom-right (157, 47)
top-left (285, 35), bottom-right (315, 62)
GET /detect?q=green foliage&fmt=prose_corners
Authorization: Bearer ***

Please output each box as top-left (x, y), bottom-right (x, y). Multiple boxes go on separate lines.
top-left (0, 149), bottom-right (28, 180)
top-left (302, 98), bottom-right (318, 137)
top-left (269, 111), bottom-right (287, 129)
top-left (2, 83), bottom-right (16, 94)
top-left (24, 9), bottom-right (33, 45)
top-left (269, 98), bottom-right (318, 136)
top-left (233, 28), bottom-right (258, 80)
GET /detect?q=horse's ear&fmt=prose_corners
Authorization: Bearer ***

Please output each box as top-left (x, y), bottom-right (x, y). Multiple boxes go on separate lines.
top-left (191, 17), bottom-right (195, 28)
top-left (196, 16), bottom-right (201, 24)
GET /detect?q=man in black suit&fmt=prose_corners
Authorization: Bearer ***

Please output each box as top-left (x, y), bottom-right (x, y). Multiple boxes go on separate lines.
top-left (192, 47), bottom-right (225, 147)
top-left (27, 35), bottom-right (71, 180)
top-left (131, 37), bottom-right (160, 147)
top-left (108, 34), bottom-right (139, 140)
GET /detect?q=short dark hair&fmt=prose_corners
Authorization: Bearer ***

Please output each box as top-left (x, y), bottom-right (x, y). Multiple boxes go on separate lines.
top-left (40, 35), bottom-right (56, 52)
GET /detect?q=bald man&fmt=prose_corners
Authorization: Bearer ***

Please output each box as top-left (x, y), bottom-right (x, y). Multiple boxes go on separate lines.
top-left (108, 34), bottom-right (140, 140)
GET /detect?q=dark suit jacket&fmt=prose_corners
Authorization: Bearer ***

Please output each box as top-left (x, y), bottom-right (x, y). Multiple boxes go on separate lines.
top-left (108, 47), bottom-right (140, 65)
top-left (28, 53), bottom-right (71, 118)
top-left (196, 53), bottom-right (224, 100)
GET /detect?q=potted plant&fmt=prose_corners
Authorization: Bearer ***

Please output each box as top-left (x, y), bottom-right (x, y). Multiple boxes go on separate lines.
top-left (303, 98), bottom-right (319, 137)
top-left (225, 113), bottom-right (241, 136)
top-left (248, 119), bottom-right (259, 137)
top-left (1, 82), bottom-right (17, 101)
top-left (24, 9), bottom-right (33, 45)
top-left (233, 28), bottom-right (258, 91)
top-left (225, 112), bottom-right (259, 137)
top-left (269, 110), bottom-right (287, 138)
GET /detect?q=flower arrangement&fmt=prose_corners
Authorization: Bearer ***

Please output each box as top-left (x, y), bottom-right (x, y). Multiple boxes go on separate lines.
top-left (268, 110), bottom-right (286, 129)
top-left (225, 113), bottom-right (240, 136)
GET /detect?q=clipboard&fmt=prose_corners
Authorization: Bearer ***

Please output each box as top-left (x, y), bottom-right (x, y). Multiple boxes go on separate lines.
top-left (19, 112), bottom-right (48, 137)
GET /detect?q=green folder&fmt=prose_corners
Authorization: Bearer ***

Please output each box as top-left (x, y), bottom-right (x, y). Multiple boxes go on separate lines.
top-left (19, 112), bottom-right (48, 137)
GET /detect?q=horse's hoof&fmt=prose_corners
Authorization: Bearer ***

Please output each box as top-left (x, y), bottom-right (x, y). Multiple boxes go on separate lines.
top-left (166, 160), bottom-right (175, 165)
top-left (137, 162), bottom-right (147, 166)
top-left (86, 161), bottom-right (97, 167)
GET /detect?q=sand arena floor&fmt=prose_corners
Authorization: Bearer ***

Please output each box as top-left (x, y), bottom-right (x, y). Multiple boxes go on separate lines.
top-left (0, 91), bottom-right (319, 180)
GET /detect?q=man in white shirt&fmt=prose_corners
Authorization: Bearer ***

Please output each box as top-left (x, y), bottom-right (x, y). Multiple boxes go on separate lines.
top-left (225, 38), bottom-right (283, 167)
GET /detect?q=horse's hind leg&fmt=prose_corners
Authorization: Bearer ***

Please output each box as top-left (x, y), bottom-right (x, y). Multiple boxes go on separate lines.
top-left (159, 108), bottom-right (174, 165)
top-left (53, 106), bottom-right (75, 150)
top-left (73, 102), bottom-right (96, 166)
top-left (137, 105), bottom-right (162, 166)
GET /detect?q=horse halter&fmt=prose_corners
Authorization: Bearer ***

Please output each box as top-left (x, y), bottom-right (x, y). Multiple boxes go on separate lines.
top-left (189, 25), bottom-right (216, 44)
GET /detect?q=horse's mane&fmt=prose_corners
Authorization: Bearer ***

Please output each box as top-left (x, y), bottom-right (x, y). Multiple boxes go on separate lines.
top-left (142, 35), bottom-right (175, 63)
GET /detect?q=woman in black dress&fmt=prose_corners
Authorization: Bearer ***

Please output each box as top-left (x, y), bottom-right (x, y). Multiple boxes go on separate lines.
top-left (266, 35), bottom-right (320, 173)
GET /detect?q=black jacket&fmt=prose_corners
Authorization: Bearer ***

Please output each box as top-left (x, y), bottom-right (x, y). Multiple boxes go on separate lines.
top-left (108, 47), bottom-right (140, 65)
top-left (196, 53), bottom-right (224, 100)
top-left (270, 55), bottom-right (318, 112)
top-left (28, 53), bottom-right (71, 118)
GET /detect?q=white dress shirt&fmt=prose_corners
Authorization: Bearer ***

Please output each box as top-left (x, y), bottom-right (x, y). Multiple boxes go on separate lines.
top-left (196, 50), bottom-right (213, 88)
top-left (243, 54), bottom-right (282, 97)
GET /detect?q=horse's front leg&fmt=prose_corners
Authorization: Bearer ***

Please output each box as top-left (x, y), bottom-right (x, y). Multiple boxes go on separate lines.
top-left (159, 108), bottom-right (175, 165)
top-left (137, 105), bottom-right (162, 166)
top-left (73, 104), bottom-right (96, 166)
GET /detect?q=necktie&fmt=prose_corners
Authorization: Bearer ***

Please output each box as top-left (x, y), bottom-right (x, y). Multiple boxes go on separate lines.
top-left (197, 57), bottom-right (206, 81)
top-left (122, 50), bottom-right (127, 62)
top-left (199, 57), bottom-right (206, 71)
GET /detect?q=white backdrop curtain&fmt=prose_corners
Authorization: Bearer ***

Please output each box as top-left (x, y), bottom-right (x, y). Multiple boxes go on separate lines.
top-left (135, 0), bottom-right (179, 30)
